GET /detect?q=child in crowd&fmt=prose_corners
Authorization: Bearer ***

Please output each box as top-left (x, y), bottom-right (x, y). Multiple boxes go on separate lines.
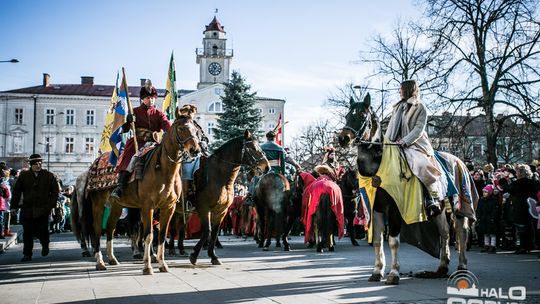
top-left (476, 184), bottom-right (500, 253)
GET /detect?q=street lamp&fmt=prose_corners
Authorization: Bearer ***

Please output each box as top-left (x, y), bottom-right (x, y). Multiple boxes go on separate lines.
top-left (0, 59), bottom-right (19, 63)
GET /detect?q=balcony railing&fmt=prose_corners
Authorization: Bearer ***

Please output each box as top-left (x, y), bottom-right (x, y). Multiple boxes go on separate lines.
top-left (196, 48), bottom-right (233, 57)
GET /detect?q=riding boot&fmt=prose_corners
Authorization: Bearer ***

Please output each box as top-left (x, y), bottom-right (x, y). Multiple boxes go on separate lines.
top-left (111, 171), bottom-right (130, 199)
top-left (425, 198), bottom-right (441, 218)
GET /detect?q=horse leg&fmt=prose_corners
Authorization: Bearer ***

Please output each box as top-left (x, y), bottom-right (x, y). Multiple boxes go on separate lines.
top-left (348, 213), bottom-right (359, 246)
top-left (157, 207), bottom-right (174, 272)
top-left (91, 197), bottom-right (106, 271)
top-left (455, 215), bottom-right (469, 271)
top-left (178, 222), bottom-right (187, 256)
top-left (106, 204), bottom-right (123, 266)
top-left (263, 211), bottom-right (273, 251)
top-left (275, 212), bottom-right (283, 248)
top-left (208, 223), bottom-right (222, 265)
top-left (190, 212), bottom-right (210, 265)
top-left (141, 208), bottom-right (154, 275)
top-left (369, 211), bottom-right (385, 282)
top-left (167, 213), bottom-right (177, 256)
top-left (282, 210), bottom-right (294, 251)
top-left (434, 211), bottom-right (451, 276)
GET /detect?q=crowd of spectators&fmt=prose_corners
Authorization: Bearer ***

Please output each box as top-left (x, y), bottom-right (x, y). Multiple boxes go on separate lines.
top-left (470, 161), bottom-right (540, 255)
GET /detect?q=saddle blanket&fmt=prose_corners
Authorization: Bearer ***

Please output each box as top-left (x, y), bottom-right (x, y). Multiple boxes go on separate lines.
top-left (87, 151), bottom-right (118, 193)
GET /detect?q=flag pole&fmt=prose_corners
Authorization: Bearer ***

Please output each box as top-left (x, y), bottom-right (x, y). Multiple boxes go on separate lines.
top-left (122, 67), bottom-right (138, 151)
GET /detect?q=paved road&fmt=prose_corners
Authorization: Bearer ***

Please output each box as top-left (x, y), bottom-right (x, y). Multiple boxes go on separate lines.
top-left (1, 232), bottom-right (539, 304)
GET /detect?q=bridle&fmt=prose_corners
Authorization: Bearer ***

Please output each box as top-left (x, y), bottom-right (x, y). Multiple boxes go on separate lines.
top-left (213, 138), bottom-right (266, 172)
top-left (343, 107), bottom-right (379, 147)
top-left (163, 120), bottom-right (199, 163)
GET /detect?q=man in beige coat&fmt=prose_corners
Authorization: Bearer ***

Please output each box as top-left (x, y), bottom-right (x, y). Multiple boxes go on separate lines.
top-left (385, 80), bottom-right (442, 217)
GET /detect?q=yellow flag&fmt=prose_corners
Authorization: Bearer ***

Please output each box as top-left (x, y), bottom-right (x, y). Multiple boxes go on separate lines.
top-left (98, 73), bottom-right (119, 153)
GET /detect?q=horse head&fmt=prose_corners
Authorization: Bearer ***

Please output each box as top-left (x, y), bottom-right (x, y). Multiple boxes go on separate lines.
top-left (241, 130), bottom-right (271, 175)
top-left (170, 114), bottom-right (201, 158)
top-left (338, 93), bottom-right (375, 147)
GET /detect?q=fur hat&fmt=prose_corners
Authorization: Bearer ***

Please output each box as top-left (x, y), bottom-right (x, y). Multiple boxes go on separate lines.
top-left (266, 131), bottom-right (276, 139)
top-left (140, 84), bottom-right (158, 99)
top-left (483, 163), bottom-right (494, 173)
top-left (178, 104), bottom-right (198, 117)
top-left (28, 154), bottom-right (43, 165)
top-left (314, 164), bottom-right (337, 181)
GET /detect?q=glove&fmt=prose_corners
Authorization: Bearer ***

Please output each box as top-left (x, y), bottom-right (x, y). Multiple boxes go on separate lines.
top-left (126, 114), bottom-right (135, 124)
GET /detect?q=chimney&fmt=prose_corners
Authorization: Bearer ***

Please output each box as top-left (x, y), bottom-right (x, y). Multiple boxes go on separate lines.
top-left (43, 73), bottom-right (50, 87)
top-left (140, 78), bottom-right (147, 86)
top-left (81, 76), bottom-right (94, 85)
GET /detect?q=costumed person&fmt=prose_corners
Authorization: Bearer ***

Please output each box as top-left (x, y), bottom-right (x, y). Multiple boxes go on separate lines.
top-left (0, 165), bottom-right (11, 239)
top-left (111, 80), bottom-right (172, 199)
top-left (261, 131), bottom-right (287, 175)
top-left (476, 184), bottom-right (500, 253)
top-left (384, 79), bottom-right (442, 217)
top-left (10, 154), bottom-right (61, 262)
top-left (178, 104), bottom-right (208, 206)
top-left (318, 145), bottom-right (344, 182)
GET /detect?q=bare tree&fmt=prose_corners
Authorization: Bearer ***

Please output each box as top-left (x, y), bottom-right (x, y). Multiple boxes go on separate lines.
top-left (421, 0), bottom-right (540, 166)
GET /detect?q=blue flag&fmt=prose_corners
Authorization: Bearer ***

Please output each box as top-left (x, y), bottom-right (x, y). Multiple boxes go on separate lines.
top-left (108, 71), bottom-right (130, 166)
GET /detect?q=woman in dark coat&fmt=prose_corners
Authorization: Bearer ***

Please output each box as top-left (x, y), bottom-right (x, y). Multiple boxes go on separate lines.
top-left (501, 164), bottom-right (540, 254)
top-left (476, 184), bottom-right (500, 253)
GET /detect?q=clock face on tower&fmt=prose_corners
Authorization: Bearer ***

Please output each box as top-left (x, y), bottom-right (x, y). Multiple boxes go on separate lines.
top-left (208, 62), bottom-right (222, 76)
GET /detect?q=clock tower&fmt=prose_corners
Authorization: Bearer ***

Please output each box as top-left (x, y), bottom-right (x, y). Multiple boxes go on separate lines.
top-left (196, 17), bottom-right (233, 89)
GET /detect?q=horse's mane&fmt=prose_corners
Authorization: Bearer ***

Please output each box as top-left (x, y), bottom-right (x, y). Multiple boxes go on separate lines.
top-left (212, 135), bottom-right (250, 156)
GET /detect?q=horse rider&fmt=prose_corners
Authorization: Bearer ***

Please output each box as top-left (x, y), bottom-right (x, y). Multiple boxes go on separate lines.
top-left (261, 131), bottom-right (301, 175)
top-left (111, 80), bottom-right (172, 199)
top-left (178, 104), bottom-right (209, 204)
top-left (384, 79), bottom-right (441, 217)
top-left (319, 145), bottom-right (345, 182)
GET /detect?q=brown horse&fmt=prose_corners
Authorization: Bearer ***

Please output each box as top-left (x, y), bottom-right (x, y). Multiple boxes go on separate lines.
top-left (189, 131), bottom-right (270, 265)
top-left (83, 112), bottom-right (200, 275)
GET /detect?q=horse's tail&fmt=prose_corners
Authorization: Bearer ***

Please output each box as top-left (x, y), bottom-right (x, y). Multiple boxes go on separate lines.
top-left (317, 194), bottom-right (333, 245)
top-left (71, 189), bottom-right (81, 243)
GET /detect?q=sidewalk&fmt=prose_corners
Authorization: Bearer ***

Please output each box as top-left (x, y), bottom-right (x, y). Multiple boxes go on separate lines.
top-left (0, 224), bottom-right (22, 252)
top-left (1, 232), bottom-right (539, 304)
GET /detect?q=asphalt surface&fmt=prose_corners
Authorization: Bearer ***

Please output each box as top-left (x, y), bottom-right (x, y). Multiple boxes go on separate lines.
top-left (1, 230), bottom-right (540, 304)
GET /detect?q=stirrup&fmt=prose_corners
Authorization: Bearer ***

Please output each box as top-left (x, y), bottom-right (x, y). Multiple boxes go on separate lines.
top-left (111, 187), bottom-right (123, 199)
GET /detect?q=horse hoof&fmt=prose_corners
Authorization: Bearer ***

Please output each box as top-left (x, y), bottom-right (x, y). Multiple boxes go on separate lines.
top-left (329, 246), bottom-right (335, 252)
top-left (368, 273), bottom-right (383, 282)
top-left (108, 259), bottom-right (120, 266)
top-left (96, 263), bottom-right (107, 271)
top-left (211, 258), bottom-right (222, 265)
top-left (258, 243), bottom-right (264, 248)
top-left (179, 250), bottom-right (187, 256)
top-left (385, 274), bottom-right (400, 285)
top-left (143, 267), bottom-right (154, 275)
top-left (316, 247), bottom-right (323, 253)
top-left (436, 266), bottom-right (449, 277)
top-left (284, 245), bottom-right (291, 252)
top-left (133, 253), bottom-right (143, 260)
top-left (82, 251), bottom-right (91, 257)
top-left (263, 247), bottom-right (269, 252)
top-left (351, 240), bottom-right (360, 246)
top-left (159, 265), bottom-right (169, 272)
top-left (189, 254), bottom-right (197, 265)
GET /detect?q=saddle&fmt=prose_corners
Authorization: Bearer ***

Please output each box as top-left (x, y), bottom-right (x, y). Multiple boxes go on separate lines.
top-left (86, 146), bottom-right (159, 195)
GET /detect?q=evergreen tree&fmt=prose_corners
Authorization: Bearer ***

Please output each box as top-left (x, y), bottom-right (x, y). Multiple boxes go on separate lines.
top-left (213, 71), bottom-right (262, 147)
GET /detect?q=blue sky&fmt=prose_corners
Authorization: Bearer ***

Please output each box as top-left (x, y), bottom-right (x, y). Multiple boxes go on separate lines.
top-left (0, 0), bottom-right (420, 143)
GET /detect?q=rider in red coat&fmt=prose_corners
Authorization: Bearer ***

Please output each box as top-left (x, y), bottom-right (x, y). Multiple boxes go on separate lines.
top-left (111, 82), bottom-right (171, 199)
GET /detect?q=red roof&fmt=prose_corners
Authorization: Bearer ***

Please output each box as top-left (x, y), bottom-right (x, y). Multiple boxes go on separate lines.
top-left (2, 84), bottom-right (166, 98)
top-left (205, 16), bottom-right (225, 33)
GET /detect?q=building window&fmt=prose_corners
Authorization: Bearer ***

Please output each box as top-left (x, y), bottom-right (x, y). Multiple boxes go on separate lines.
top-left (65, 137), bottom-right (74, 153)
top-left (257, 108), bottom-right (263, 114)
top-left (15, 108), bottom-right (23, 124)
top-left (268, 108), bottom-right (276, 114)
top-left (208, 101), bottom-right (223, 113)
top-left (473, 144), bottom-right (483, 156)
top-left (65, 109), bottom-right (75, 125)
top-left (13, 136), bottom-right (23, 153)
top-left (45, 109), bottom-right (56, 125)
top-left (86, 110), bottom-right (95, 126)
top-left (268, 123), bottom-right (276, 130)
top-left (214, 88), bottom-right (222, 95)
top-left (208, 122), bottom-right (215, 135)
top-left (85, 137), bottom-right (95, 154)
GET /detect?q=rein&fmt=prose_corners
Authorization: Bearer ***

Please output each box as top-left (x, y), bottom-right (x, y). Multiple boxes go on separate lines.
top-left (211, 139), bottom-right (265, 172)
top-left (163, 120), bottom-right (198, 164)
